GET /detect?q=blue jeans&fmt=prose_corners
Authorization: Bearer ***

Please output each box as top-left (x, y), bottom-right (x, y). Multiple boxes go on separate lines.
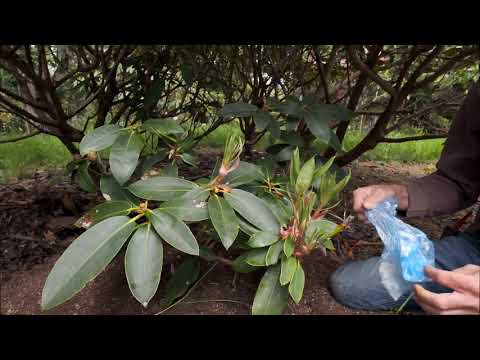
top-left (328, 232), bottom-right (480, 311)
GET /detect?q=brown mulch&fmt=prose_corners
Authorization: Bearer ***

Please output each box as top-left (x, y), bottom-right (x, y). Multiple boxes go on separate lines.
top-left (0, 158), bottom-right (473, 315)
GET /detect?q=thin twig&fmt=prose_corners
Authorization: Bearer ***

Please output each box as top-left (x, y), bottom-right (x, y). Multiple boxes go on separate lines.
top-left (396, 291), bottom-right (414, 314)
top-left (0, 131), bottom-right (41, 144)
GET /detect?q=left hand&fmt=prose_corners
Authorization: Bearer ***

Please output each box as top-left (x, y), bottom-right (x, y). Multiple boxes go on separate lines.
top-left (413, 265), bottom-right (480, 315)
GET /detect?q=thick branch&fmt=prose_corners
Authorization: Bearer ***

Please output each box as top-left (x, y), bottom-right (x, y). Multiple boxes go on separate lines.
top-left (380, 134), bottom-right (447, 143)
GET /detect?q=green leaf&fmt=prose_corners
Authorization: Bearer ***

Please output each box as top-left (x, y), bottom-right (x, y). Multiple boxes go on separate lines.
top-left (109, 130), bottom-right (144, 185)
top-left (125, 223), bottom-right (163, 307)
top-left (323, 238), bottom-right (335, 251)
top-left (143, 118), bottom-right (184, 135)
top-left (237, 215), bottom-right (262, 236)
top-left (41, 216), bottom-right (135, 310)
top-left (180, 153), bottom-right (197, 167)
top-left (199, 245), bottom-right (217, 262)
top-left (224, 189), bottom-right (280, 234)
top-left (232, 252), bottom-right (257, 273)
top-left (247, 231), bottom-right (279, 248)
top-left (305, 110), bottom-right (331, 144)
top-left (150, 210), bottom-right (199, 256)
top-left (265, 241), bottom-right (284, 266)
top-left (74, 162), bottom-right (97, 193)
top-left (305, 219), bottom-right (339, 242)
top-left (208, 194), bottom-right (239, 250)
top-left (328, 130), bottom-right (343, 152)
top-left (252, 264), bottom-right (289, 315)
top-left (308, 103), bottom-right (354, 123)
top-left (280, 133), bottom-right (305, 147)
top-left (283, 236), bottom-right (295, 257)
top-left (274, 145), bottom-right (295, 162)
top-left (244, 248), bottom-right (269, 267)
top-left (162, 257), bottom-right (200, 307)
top-left (87, 200), bottom-right (132, 224)
top-left (256, 157), bottom-right (277, 179)
top-left (295, 156), bottom-right (316, 194)
top-left (144, 79), bottom-right (165, 109)
top-left (272, 98), bottom-right (303, 118)
top-left (210, 158), bottom-right (221, 180)
top-left (100, 175), bottom-right (138, 204)
top-left (252, 110), bottom-right (273, 131)
top-left (162, 163), bottom-right (178, 177)
top-left (260, 194), bottom-right (291, 226)
top-left (220, 102), bottom-right (258, 118)
top-left (280, 255), bottom-right (297, 286)
top-left (79, 124), bottom-right (122, 156)
top-left (267, 120), bottom-right (281, 139)
top-left (223, 161), bottom-right (264, 187)
top-left (139, 149), bottom-right (168, 175)
top-left (128, 176), bottom-right (197, 201)
top-left (289, 261), bottom-right (305, 304)
top-left (289, 147), bottom-right (301, 187)
top-left (157, 187), bottom-right (210, 222)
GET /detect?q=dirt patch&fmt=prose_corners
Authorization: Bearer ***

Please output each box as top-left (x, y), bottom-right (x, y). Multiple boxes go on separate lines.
top-left (0, 159), bottom-right (472, 315)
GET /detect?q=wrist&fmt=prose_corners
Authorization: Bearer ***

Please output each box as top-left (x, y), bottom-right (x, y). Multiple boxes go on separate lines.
top-left (391, 184), bottom-right (409, 210)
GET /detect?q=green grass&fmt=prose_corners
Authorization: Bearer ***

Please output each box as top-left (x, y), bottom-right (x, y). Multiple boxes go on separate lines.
top-left (0, 133), bottom-right (72, 182)
top-left (342, 130), bottom-right (445, 162)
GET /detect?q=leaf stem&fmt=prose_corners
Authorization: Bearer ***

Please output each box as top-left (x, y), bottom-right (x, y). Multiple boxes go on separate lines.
top-left (396, 291), bottom-right (414, 314)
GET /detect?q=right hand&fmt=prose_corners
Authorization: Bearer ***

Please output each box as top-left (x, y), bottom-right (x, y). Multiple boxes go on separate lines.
top-left (352, 184), bottom-right (409, 222)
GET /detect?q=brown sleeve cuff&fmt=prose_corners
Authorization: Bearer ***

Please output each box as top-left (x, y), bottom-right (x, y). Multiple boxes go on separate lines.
top-left (406, 173), bottom-right (466, 218)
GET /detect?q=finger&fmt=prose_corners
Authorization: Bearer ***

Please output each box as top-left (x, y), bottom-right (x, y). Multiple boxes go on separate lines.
top-left (425, 266), bottom-right (479, 293)
top-left (453, 264), bottom-right (480, 276)
top-left (363, 188), bottom-right (391, 210)
top-left (352, 188), bottom-right (368, 214)
top-left (414, 284), bottom-right (469, 312)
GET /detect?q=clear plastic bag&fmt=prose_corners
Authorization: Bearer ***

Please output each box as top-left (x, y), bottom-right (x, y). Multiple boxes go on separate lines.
top-left (365, 197), bottom-right (435, 300)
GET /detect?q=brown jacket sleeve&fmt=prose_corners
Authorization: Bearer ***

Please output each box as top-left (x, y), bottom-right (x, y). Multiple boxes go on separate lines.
top-left (406, 80), bottom-right (480, 217)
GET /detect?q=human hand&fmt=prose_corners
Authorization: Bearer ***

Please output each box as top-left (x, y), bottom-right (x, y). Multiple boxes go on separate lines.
top-left (352, 184), bottom-right (409, 222)
top-left (413, 265), bottom-right (480, 315)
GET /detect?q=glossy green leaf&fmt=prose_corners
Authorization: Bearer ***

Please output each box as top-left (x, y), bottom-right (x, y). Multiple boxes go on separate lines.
top-left (308, 103), bottom-right (354, 123)
top-left (150, 210), bottom-right (199, 255)
top-left (280, 133), bottom-right (305, 147)
top-left (232, 252), bottom-right (257, 273)
top-left (199, 245), bottom-right (217, 262)
top-left (223, 161), bottom-right (263, 187)
top-left (162, 256), bottom-right (200, 307)
top-left (306, 219), bottom-right (339, 239)
top-left (237, 215), bottom-right (262, 236)
top-left (247, 231), bottom-right (279, 248)
top-left (224, 189), bottom-right (280, 234)
top-left (74, 162), bottom-right (97, 193)
top-left (208, 194), bottom-right (239, 250)
top-left (87, 200), bottom-right (132, 224)
top-left (128, 176), bottom-right (197, 201)
top-left (143, 118), bottom-right (184, 135)
top-left (265, 241), bottom-right (284, 266)
top-left (305, 111), bottom-right (331, 144)
top-left (139, 149), bottom-right (168, 175)
top-left (220, 102), bottom-right (258, 118)
top-left (109, 130), bottom-right (144, 185)
top-left (163, 163), bottom-right (178, 177)
top-left (274, 145), bottom-right (295, 162)
top-left (295, 156), bottom-right (316, 194)
top-left (144, 79), bottom-right (165, 109)
top-left (157, 187), bottom-right (210, 222)
top-left (283, 236), bottom-right (295, 258)
top-left (41, 216), bottom-right (135, 310)
top-left (253, 110), bottom-right (273, 131)
top-left (260, 194), bottom-right (291, 226)
top-left (280, 255), bottom-right (297, 286)
top-left (244, 248), bottom-right (269, 267)
top-left (272, 98), bottom-right (303, 118)
top-left (289, 147), bottom-right (301, 187)
top-left (125, 223), bottom-right (163, 307)
top-left (252, 264), bottom-right (289, 315)
top-left (289, 261), bottom-right (305, 304)
top-left (267, 119), bottom-right (281, 139)
top-left (180, 153), bottom-right (197, 167)
top-left (100, 175), bottom-right (138, 204)
top-left (79, 124), bottom-right (122, 156)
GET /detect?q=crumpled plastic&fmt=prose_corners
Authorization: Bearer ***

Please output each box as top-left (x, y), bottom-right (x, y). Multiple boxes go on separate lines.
top-left (365, 197), bottom-right (435, 300)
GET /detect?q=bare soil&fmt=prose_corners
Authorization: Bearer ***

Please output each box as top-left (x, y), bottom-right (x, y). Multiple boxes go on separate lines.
top-left (0, 159), bottom-right (472, 315)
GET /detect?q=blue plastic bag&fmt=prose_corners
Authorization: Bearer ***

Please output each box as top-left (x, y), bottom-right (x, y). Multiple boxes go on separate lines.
top-left (365, 197), bottom-right (435, 300)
